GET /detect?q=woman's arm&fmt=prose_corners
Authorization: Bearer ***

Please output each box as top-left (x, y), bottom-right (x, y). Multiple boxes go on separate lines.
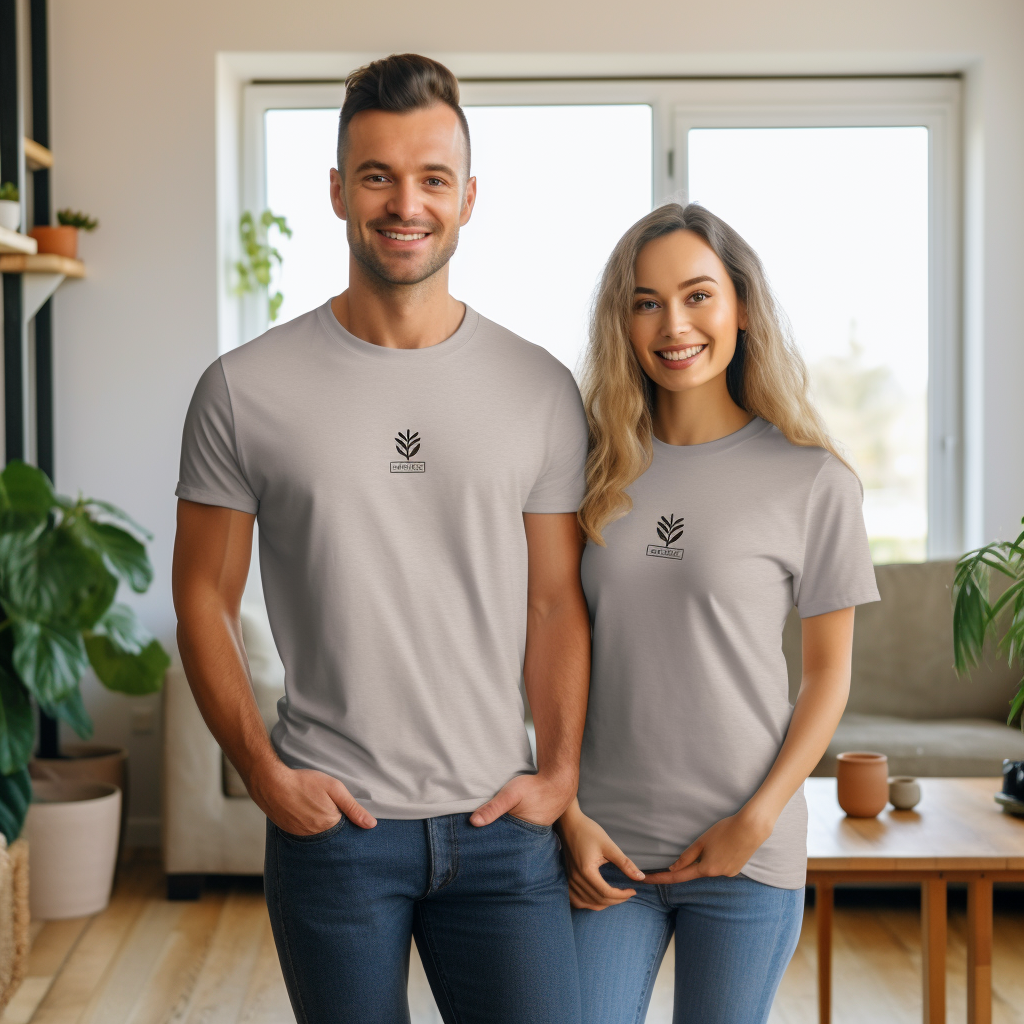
top-left (644, 605), bottom-right (854, 884)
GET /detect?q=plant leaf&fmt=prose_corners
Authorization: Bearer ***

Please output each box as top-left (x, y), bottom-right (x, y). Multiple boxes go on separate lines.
top-left (84, 499), bottom-right (152, 540)
top-left (1008, 678), bottom-right (1024, 728)
top-left (409, 444), bottom-right (420, 458)
top-left (40, 687), bottom-right (93, 741)
top-left (0, 663), bottom-right (33, 776)
top-left (12, 620), bottom-right (89, 706)
top-left (85, 636), bottom-right (169, 696)
top-left (0, 765), bottom-right (31, 843)
top-left (669, 525), bottom-right (685, 544)
top-left (0, 460), bottom-right (54, 529)
top-left (89, 602), bottom-right (153, 655)
top-left (75, 521), bottom-right (153, 593)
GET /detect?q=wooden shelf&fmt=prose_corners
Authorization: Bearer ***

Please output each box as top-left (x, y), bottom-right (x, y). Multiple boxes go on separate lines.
top-left (0, 253), bottom-right (84, 277)
top-left (24, 137), bottom-right (53, 171)
top-left (0, 226), bottom-right (38, 255)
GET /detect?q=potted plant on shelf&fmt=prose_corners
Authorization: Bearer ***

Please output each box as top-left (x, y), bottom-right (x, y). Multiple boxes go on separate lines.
top-left (0, 460), bottom-right (170, 919)
top-left (0, 183), bottom-right (20, 232)
top-left (952, 517), bottom-right (1024, 813)
top-left (30, 208), bottom-right (99, 259)
top-left (233, 208), bottom-right (291, 322)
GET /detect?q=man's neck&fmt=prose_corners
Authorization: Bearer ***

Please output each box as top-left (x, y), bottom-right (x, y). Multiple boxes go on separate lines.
top-left (330, 262), bottom-right (465, 350)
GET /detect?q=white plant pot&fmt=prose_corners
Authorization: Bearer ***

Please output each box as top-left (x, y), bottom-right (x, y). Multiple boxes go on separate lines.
top-left (25, 780), bottom-right (121, 920)
top-left (0, 201), bottom-right (20, 232)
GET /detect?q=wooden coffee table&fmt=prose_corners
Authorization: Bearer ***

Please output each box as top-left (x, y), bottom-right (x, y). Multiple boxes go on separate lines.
top-left (806, 777), bottom-right (1024, 1024)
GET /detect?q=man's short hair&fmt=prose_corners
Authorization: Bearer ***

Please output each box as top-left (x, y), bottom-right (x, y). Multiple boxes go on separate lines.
top-left (337, 54), bottom-right (471, 174)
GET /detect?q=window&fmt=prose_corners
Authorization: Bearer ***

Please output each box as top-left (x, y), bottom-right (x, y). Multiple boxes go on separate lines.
top-left (239, 76), bottom-right (961, 560)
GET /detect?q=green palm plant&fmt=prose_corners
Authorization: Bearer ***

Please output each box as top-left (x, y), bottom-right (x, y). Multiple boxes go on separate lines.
top-left (952, 517), bottom-right (1024, 730)
top-left (0, 461), bottom-right (169, 842)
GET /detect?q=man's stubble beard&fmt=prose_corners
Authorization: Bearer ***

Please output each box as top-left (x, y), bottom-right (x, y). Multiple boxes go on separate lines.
top-left (348, 222), bottom-right (460, 290)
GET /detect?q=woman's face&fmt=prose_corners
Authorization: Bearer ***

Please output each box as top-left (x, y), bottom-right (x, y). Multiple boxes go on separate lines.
top-left (629, 229), bottom-right (747, 394)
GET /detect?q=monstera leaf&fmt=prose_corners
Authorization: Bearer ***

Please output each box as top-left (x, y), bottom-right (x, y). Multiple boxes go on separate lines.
top-left (0, 462), bottom-right (169, 839)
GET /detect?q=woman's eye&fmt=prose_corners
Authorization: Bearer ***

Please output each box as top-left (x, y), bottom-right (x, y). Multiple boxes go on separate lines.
top-left (689, 291), bottom-right (709, 303)
top-left (636, 300), bottom-right (660, 311)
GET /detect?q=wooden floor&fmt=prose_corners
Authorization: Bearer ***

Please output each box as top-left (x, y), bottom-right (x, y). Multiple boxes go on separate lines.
top-left (3, 857), bottom-right (1023, 1024)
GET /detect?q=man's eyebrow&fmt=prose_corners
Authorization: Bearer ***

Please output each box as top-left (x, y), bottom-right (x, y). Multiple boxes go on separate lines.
top-left (352, 159), bottom-right (392, 175)
top-left (633, 275), bottom-right (717, 295)
top-left (423, 163), bottom-right (457, 177)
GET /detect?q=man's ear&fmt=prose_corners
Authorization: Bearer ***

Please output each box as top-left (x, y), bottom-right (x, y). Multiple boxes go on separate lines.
top-left (329, 167), bottom-right (348, 221)
top-left (459, 175), bottom-right (477, 227)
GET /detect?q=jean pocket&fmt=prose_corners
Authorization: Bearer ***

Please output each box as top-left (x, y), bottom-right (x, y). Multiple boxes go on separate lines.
top-left (501, 812), bottom-right (554, 835)
top-left (275, 815), bottom-right (346, 843)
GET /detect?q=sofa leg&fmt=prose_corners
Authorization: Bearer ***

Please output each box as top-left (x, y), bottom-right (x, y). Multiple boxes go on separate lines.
top-left (166, 873), bottom-right (204, 901)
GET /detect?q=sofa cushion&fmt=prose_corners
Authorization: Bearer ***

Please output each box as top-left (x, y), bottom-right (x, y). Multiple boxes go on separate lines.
top-left (811, 712), bottom-right (1024, 778)
top-left (784, 560), bottom-right (1019, 721)
top-left (223, 604), bottom-right (287, 799)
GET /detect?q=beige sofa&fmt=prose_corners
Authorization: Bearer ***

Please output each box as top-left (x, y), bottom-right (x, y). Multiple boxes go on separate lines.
top-left (163, 562), bottom-right (1024, 896)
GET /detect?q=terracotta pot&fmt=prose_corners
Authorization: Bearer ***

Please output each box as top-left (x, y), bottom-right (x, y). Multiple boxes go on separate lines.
top-left (31, 744), bottom-right (129, 858)
top-left (30, 224), bottom-right (77, 258)
top-left (836, 751), bottom-right (889, 817)
top-left (25, 780), bottom-right (121, 920)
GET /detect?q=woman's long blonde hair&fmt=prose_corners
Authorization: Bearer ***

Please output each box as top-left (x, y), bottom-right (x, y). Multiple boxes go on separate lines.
top-left (578, 202), bottom-right (848, 545)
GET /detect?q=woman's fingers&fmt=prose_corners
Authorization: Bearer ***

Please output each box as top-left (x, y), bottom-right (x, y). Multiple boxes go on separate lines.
top-left (583, 861), bottom-right (635, 903)
top-left (607, 846), bottom-right (646, 882)
top-left (674, 839), bottom-right (702, 869)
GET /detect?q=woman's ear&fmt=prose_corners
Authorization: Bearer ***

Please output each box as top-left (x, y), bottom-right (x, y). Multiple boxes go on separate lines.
top-left (737, 301), bottom-right (749, 332)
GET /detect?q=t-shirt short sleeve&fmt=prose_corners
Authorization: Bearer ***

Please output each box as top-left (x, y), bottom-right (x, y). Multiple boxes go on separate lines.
top-left (175, 359), bottom-right (259, 514)
top-left (522, 373), bottom-right (589, 514)
top-left (794, 456), bottom-right (880, 618)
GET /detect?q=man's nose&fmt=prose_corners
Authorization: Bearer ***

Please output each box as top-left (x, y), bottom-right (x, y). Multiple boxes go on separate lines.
top-left (386, 180), bottom-right (425, 223)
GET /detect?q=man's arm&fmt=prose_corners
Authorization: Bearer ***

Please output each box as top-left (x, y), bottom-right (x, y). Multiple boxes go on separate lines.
top-left (172, 499), bottom-right (376, 834)
top-left (470, 512), bottom-right (590, 827)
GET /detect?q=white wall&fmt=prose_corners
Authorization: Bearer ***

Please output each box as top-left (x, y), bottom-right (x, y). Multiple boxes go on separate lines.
top-left (44, 0), bottom-right (1024, 837)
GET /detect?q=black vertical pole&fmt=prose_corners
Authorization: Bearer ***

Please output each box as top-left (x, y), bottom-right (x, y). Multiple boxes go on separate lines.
top-left (30, 0), bottom-right (53, 484)
top-left (1, 0), bottom-right (24, 466)
top-left (27, 0), bottom-right (59, 760)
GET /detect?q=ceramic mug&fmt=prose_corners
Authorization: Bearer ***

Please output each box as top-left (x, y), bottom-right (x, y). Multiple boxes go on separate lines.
top-left (888, 776), bottom-right (921, 810)
top-left (836, 751), bottom-right (889, 817)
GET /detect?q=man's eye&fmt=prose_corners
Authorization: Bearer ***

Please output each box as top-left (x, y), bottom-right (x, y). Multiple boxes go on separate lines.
top-left (367, 175), bottom-right (389, 184)
top-left (425, 177), bottom-right (445, 187)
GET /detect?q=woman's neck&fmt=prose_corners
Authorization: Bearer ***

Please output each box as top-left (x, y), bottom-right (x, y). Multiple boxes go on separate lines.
top-left (652, 374), bottom-right (754, 447)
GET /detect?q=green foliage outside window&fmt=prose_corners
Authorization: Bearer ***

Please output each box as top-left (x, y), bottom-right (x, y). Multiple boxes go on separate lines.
top-left (0, 182), bottom-right (18, 202)
top-left (234, 209), bottom-right (292, 322)
top-left (0, 461), bottom-right (170, 842)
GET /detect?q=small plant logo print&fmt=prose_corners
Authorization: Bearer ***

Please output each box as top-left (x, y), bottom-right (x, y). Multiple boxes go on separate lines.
top-left (646, 514), bottom-right (684, 560)
top-left (391, 430), bottom-right (426, 473)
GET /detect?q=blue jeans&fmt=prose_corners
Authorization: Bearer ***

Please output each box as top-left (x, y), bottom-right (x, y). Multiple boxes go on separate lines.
top-left (573, 865), bottom-right (803, 1024)
top-left (264, 813), bottom-right (581, 1024)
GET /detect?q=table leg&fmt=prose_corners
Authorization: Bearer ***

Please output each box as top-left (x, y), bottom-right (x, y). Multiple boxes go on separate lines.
top-left (817, 881), bottom-right (833, 1024)
top-left (966, 877), bottom-right (993, 1024)
top-left (921, 878), bottom-right (946, 1024)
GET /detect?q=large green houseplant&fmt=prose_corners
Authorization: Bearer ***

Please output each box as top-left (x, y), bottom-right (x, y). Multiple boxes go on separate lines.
top-left (952, 517), bottom-right (1024, 730)
top-left (0, 462), bottom-right (169, 842)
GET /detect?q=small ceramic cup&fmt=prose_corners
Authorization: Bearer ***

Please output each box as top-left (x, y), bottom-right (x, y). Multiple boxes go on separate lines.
top-left (888, 776), bottom-right (922, 811)
top-left (836, 751), bottom-right (889, 817)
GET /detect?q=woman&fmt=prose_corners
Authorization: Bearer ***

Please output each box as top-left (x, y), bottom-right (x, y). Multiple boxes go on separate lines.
top-left (560, 203), bottom-right (879, 1024)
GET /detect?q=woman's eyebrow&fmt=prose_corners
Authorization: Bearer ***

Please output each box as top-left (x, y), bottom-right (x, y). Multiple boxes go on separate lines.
top-left (633, 275), bottom-right (717, 295)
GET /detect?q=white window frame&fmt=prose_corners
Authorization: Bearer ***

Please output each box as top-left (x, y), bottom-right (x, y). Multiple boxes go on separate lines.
top-left (240, 76), bottom-right (962, 558)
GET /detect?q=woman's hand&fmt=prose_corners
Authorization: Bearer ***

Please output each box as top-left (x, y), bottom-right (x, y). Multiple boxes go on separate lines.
top-left (558, 800), bottom-right (646, 910)
top-left (642, 805), bottom-right (774, 884)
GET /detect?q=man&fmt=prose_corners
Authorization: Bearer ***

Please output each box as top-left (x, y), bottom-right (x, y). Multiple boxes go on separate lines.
top-left (172, 54), bottom-right (589, 1024)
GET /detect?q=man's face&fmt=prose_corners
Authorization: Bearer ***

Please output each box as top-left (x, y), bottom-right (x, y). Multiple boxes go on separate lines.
top-left (330, 104), bottom-right (476, 287)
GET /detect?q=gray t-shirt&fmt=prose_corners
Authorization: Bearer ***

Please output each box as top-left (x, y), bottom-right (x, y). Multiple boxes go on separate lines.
top-left (177, 301), bottom-right (588, 819)
top-left (577, 418), bottom-right (879, 888)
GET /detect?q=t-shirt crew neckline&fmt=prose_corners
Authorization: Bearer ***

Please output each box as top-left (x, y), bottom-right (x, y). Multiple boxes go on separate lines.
top-left (651, 415), bottom-right (771, 458)
top-left (316, 298), bottom-right (480, 361)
